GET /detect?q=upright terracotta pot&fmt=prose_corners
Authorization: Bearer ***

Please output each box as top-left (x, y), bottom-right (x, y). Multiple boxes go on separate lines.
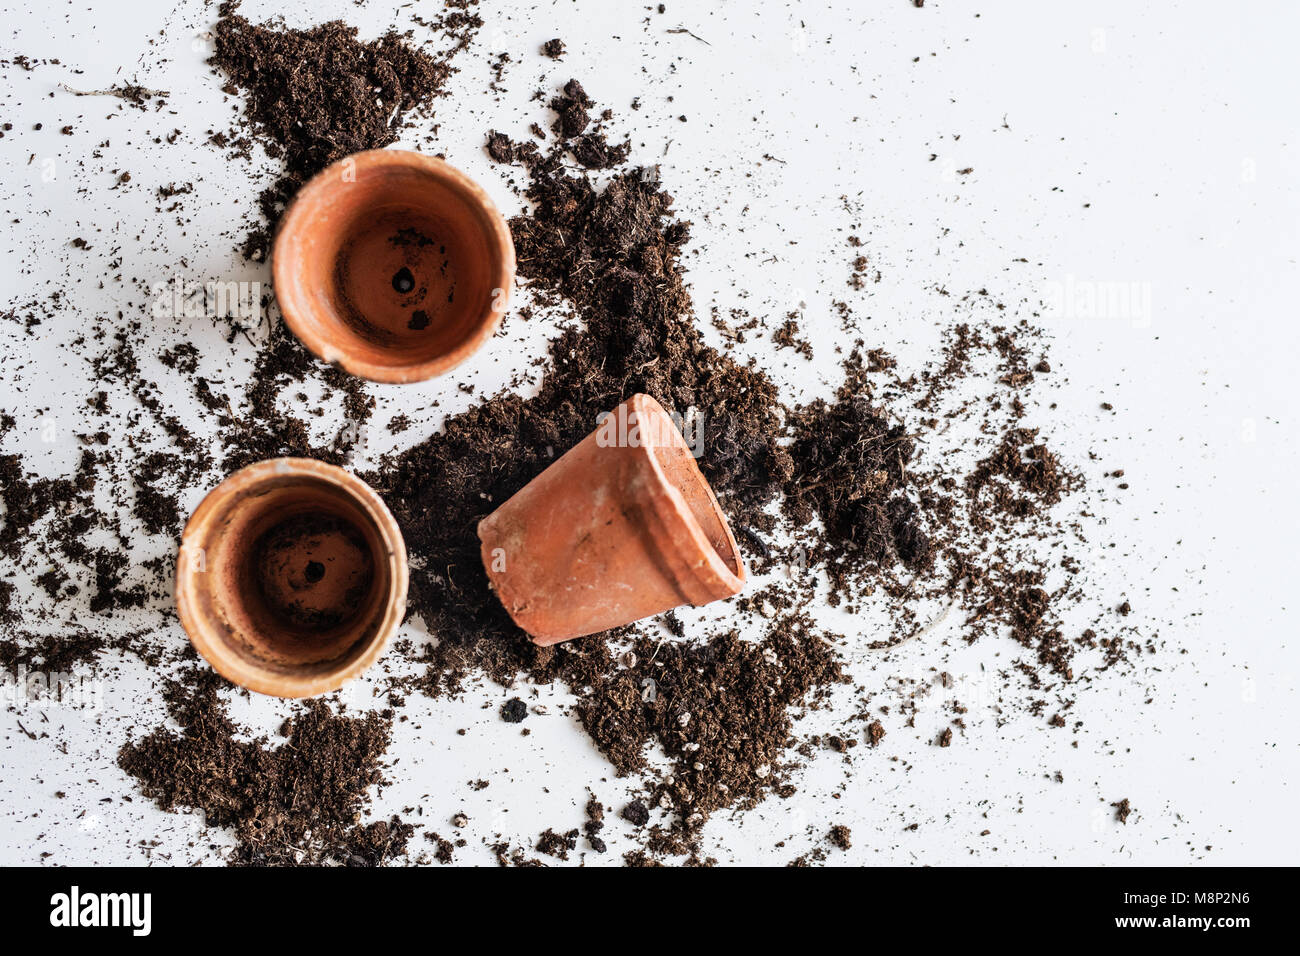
top-left (477, 394), bottom-right (746, 644)
top-left (272, 149), bottom-right (515, 384)
top-left (175, 458), bottom-right (408, 698)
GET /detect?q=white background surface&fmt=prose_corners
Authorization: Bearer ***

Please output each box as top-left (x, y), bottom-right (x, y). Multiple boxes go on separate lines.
top-left (1, 0), bottom-right (1297, 865)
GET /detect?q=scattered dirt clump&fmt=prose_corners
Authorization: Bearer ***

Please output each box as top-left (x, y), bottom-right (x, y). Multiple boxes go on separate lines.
top-left (828, 824), bottom-right (852, 850)
top-left (1112, 797), bottom-right (1134, 824)
top-left (209, 1), bottom-right (478, 260)
top-left (784, 396), bottom-right (932, 586)
top-left (118, 670), bottom-right (410, 866)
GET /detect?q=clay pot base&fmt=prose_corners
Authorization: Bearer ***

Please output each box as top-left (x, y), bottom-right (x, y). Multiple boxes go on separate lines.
top-left (251, 512), bottom-right (374, 634)
top-left (330, 208), bottom-right (477, 357)
top-left (334, 217), bottom-right (460, 348)
top-left (177, 460), bottom-right (407, 697)
top-left (273, 150), bottom-right (515, 383)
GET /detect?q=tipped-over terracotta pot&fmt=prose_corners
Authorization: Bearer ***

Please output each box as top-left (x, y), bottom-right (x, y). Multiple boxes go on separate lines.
top-left (477, 394), bottom-right (746, 645)
top-left (175, 458), bottom-right (408, 697)
top-left (272, 149), bottom-right (515, 384)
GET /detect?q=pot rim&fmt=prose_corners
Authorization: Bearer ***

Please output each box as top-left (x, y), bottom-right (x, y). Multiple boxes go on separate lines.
top-left (175, 457), bottom-right (409, 698)
top-left (623, 394), bottom-right (747, 602)
top-left (271, 148), bottom-right (515, 385)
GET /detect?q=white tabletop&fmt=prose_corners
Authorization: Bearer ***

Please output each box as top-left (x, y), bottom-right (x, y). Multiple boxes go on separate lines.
top-left (1, 0), bottom-right (1296, 865)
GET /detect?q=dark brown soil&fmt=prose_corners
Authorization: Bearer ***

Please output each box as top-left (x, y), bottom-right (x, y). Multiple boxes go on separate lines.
top-left (536, 827), bottom-right (578, 860)
top-left (0, 631), bottom-right (100, 672)
top-left (784, 395), bottom-right (932, 578)
top-left (1113, 798), bottom-right (1133, 824)
top-left (828, 824), bottom-right (852, 849)
top-left (500, 698), bottom-right (527, 723)
top-left (621, 801), bottom-right (650, 827)
top-left (209, 0), bottom-right (477, 261)
top-left (118, 669), bottom-right (409, 866)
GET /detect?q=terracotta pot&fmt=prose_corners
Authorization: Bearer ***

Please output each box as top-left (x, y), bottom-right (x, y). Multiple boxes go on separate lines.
top-left (477, 394), bottom-right (746, 644)
top-left (175, 458), bottom-right (408, 698)
top-left (272, 149), bottom-right (515, 384)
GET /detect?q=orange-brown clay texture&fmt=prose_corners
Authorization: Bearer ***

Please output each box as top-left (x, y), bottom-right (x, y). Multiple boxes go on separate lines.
top-left (477, 394), bottom-right (746, 645)
top-left (175, 458), bottom-right (408, 697)
top-left (272, 149), bottom-right (515, 383)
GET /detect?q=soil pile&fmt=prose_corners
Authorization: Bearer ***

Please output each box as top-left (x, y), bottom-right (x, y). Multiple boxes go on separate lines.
top-left (209, 0), bottom-right (480, 260)
top-left (118, 670), bottom-right (409, 866)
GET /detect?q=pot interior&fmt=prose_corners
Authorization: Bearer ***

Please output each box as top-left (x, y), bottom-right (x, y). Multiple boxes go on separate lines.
top-left (191, 474), bottom-right (395, 677)
top-left (285, 160), bottom-right (504, 375)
